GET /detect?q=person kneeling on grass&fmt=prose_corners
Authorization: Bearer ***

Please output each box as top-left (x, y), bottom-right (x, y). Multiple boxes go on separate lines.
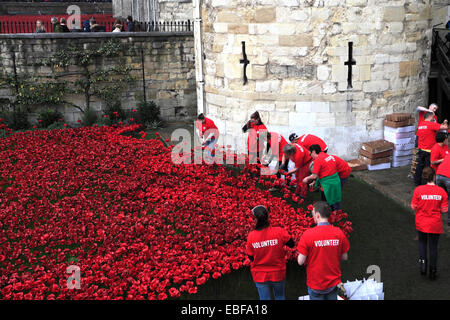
top-left (246, 205), bottom-right (295, 300)
top-left (303, 144), bottom-right (342, 211)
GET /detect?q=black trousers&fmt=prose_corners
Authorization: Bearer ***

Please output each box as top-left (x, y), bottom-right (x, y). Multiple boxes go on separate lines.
top-left (418, 231), bottom-right (440, 268)
top-left (414, 150), bottom-right (431, 186)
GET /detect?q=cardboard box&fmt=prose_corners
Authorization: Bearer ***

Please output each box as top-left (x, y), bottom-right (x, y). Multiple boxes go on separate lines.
top-left (394, 142), bottom-right (415, 151)
top-left (393, 149), bottom-right (413, 157)
top-left (368, 162), bottom-right (391, 171)
top-left (347, 159), bottom-right (367, 171)
top-left (383, 130), bottom-right (415, 139)
top-left (392, 159), bottom-right (412, 168)
top-left (384, 135), bottom-right (415, 145)
top-left (360, 155), bottom-right (392, 165)
top-left (361, 140), bottom-right (394, 154)
top-left (384, 125), bottom-right (416, 133)
top-left (360, 148), bottom-right (393, 159)
top-left (383, 118), bottom-right (415, 128)
top-left (385, 113), bottom-right (413, 122)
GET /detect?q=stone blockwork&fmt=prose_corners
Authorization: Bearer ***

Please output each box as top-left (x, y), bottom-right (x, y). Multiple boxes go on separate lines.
top-left (113, 0), bottom-right (193, 23)
top-left (0, 32), bottom-right (196, 124)
top-left (199, 0), bottom-right (437, 159)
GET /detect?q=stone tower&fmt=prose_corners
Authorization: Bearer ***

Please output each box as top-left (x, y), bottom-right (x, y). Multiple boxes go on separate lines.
top-left (197, 0), bottom-right (437, 159)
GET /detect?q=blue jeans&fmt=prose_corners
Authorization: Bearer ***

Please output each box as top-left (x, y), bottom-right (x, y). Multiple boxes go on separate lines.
top-left (204, 138), bottom-right (216, 158)
top-left (254, 280), bottom-right (286, 300)
top-left (308, 286), bottom-right (338, 300)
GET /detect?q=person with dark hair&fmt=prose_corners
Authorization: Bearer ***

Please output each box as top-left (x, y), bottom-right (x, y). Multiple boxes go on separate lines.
top-left (83, 20), bottom-right (91, 32)
top-left (303, 144), bottom-right (342, 211)
top-left (415, 112), bottom-right (448, 186)
top-left (195, 113), bottom-right (219, 158)
top-left (51, 17), bottom-right (63, 33)
top-left (126, 16), bottom-right (135, 32)
top-left (430, 131), bottom-right (449, 172)
top-left (89, 19), bottom-right (105, 32)
top-left (59, 18), bottom-right (70, 32)
top-left (246, 205), bottom-right (295, 300)
top-left (282, 143), bottom-right (312, 199)
top-left (411, 167), bottom-right (448, 280)
top-left (242, 111), bottom-right (268, 164)
top-left (297, 201), bottom-right (350, 300)
top-left (289, 133), bottom-right (328, 153)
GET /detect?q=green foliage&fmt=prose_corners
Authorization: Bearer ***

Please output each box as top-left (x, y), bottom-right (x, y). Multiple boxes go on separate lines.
top-left (137, 100), bottom-right (160, 126)
top-left (37, 108), bottom-right (63, 128)
top-left (103, 102), bottom-right (126, 125)
top-left (82, 108), bottom-right (98, 127)
top-left (0, 108), bottom-right (30, 131)
top-left (46, 121), bottom-right (66, 130)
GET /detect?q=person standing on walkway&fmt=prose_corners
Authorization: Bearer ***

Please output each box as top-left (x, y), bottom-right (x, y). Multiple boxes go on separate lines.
top-left (436, 150), bottom-right (450, 226)
top-left (246, 205), bottom-right (295, 300)
top-left (430, 132), bottom-right (449, 172)
top-left (415, 112), bottom-right (448, 186)
top-left (195, 113), bottom-right (219, 158)
top-left (297, 201), bottom-right (349, 300)
top-left (242, 111), bottom-right (267, 164)
top-left (411, 167), bottom-right (448, 280)
top-left (303, 145), bottom-right (342, 211)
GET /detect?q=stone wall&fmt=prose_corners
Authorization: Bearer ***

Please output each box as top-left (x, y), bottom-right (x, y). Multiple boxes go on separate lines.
top-left (0, 32), bottom-right (196, 124)
top-left (112, 0), bottom-right (193, 23)
top-left (199, 0), bottom-right (436, 159)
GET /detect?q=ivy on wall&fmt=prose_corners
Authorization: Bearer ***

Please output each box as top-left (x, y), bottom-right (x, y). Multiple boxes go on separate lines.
top-left (0, 39), bottom-right (136, 114)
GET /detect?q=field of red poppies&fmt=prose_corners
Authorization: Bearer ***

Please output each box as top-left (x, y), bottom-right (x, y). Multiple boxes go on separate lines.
top-left (0, 124), bottom-right (352, 300)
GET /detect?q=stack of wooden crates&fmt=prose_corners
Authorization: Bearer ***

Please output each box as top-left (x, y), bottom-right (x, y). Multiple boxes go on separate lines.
top-left (359, 140), bottom-right (395, 170)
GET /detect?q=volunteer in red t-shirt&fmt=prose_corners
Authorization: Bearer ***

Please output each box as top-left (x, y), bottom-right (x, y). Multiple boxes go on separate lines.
top-left (289, 133), bottom-right (328, 153)
top-left (196, 113), bottom-right (219, 158)
top-left (282, 143), bottom-right (312, 199)
top-left (414, 112), bottom-right (448, 186)
top-left (260, 132), bottom-right (289, 183)
top-left (242, 111), bottom-right (268, 164)
top-left (411, 167), bottom-right (448, 280)
top-left (417, 104), bottom-right (438, 123)
top-left (303, 145), bottom-right (342, 211)
top-left (246, 205), bottom-right (295, 300)
top-left (436, 150), bottom-right (450, 228)
top-left (430, 132), bottom-right (449, 171)
top-left (297, 201), bottom-right (349, 300)
top-left (333, 155), bottom-right (352, 187)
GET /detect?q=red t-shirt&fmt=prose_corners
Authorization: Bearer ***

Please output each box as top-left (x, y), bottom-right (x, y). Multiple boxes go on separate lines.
top-left (196, 117), bottom-right (219, 140)
top-left (247, 123), bottom-right (268, 153)
top-left (430, 143), bottom-right (449, 171)
top-left (246, 226), bottom-right (291, 282)
top-left (292, 144), bottom-right (312, 169)
top-left (312, 152), bottom-right (338, 179)
top-left (333, 155), bottom-right (352, 179)
top-left (436, 154), bottom-right (450, 178)
top-left (417, 121), bottom-right (442, 151)
top-left (418, 111), bottom-right (437, 123)
top-left (297, 225), bottom-right (350, 291)
top-left (411, 184), bottom-right (448, 234)
top-left (298, 134), bottom-right (328, 152)
top-left (269, 132), bottom-right (289, 161)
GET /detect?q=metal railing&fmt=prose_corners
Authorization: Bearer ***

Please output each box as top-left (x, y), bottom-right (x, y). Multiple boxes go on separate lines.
top-left (134, 20), bottom-right (194, 32)
top-left (432, 27), bottom-right (450, 82)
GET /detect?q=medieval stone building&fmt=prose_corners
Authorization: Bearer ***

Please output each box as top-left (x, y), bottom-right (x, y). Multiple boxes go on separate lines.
top-left (113, 0), bottom-right (450, 159)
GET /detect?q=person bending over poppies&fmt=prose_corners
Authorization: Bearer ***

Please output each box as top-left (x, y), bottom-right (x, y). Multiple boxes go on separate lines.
top-left (303, 145), bottom-right (342, 211)
top-left (281, 143), bottom-right (312, 199)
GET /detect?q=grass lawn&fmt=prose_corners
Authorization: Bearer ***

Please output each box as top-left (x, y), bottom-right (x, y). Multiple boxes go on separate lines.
top-left (183, 175), bottom-right (450, 300)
